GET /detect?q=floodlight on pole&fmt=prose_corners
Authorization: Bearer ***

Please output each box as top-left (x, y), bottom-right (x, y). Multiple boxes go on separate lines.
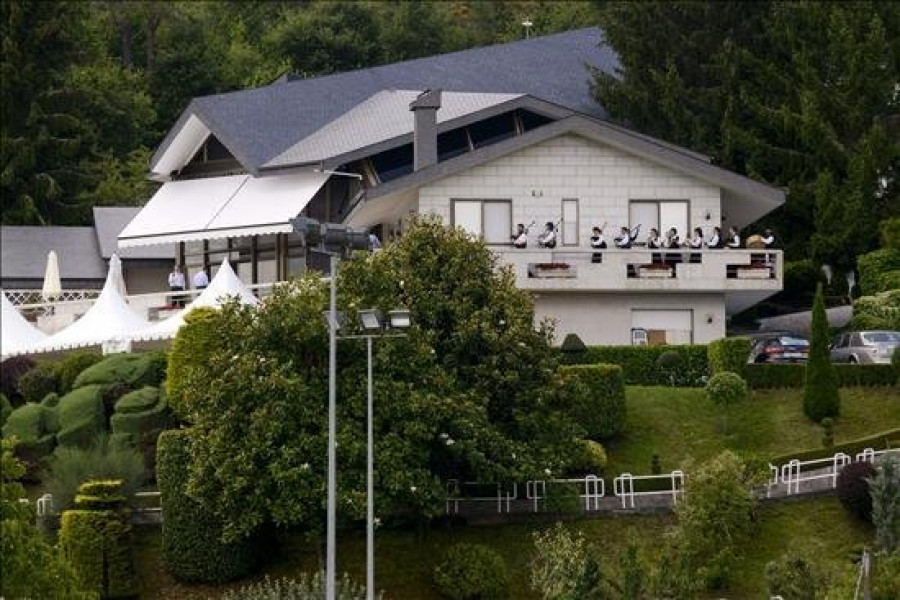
top-left (358, 309), bottom-right (383, 333)
top-left (387, 309), bottom-right (412, 330)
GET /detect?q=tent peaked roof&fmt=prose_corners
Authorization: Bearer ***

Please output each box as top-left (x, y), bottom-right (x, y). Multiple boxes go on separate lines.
top-left (1, 292), bottom-right (47, 358)
top-left (134, 258), bottom-right (258, 342)
top-left (27, 255), bottom-right (150, 354)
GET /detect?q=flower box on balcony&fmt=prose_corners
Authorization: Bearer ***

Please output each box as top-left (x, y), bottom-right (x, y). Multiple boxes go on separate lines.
top-left (528, 262), bottom-right (576, 278)
top-left (735, 262), bottom-right (772, 279)
top-left (637, 263), bottom-right (673, 278)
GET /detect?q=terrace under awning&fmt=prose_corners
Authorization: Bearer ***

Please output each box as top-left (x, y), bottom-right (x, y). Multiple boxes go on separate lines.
top-left (118, 171), bottom-right (329, 248)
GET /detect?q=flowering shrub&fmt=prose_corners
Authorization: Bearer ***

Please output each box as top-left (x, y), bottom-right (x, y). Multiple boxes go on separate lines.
top-left (434, 543), bottom-right (509, 600)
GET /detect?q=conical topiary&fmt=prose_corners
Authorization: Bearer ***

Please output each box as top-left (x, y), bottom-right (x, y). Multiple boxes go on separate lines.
top-left (804, 284), bottom-right (840, 421)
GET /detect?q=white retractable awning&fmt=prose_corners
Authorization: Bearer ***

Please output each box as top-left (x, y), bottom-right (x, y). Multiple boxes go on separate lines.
top-left (118, 171), bottom-right (329, 248)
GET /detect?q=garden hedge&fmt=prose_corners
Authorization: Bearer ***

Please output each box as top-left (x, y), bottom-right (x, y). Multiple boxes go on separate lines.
top-left (59, 479), bottom-right (136, 599)
top-left (769, 427), bottom-right (900, 465)
top-left (569, 345), bottom-right (709, 386)
top-left (556, 364), bottom-right (627, 440)
top-left (743, 364), bottom-right (897, 389)
top-left (157, 429), bottom-right (259, 583)
top-left (73, 353), bottom-right (163, 390)
top-left (708, 338), bottom-right (751, 375)
top-left (56, 384), bottom-right (108, 448)
top-left (111, 386), bottom-right (171, 443)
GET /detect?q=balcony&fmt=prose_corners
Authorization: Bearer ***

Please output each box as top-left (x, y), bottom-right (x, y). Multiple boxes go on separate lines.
top-left (495, 248), bottom-right (783, 296)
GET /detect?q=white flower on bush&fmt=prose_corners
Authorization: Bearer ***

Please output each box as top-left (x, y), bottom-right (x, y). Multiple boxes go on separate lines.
top-left (445, 438), bottom-right (455, 446)
top-left (512, 452), bottom-right (517, 460)
top-left (374, 517), bottom-right (382, 528)
top-left (410, 485), bottom-right (418, 493)
top-left (300, 463), bottom-right (310, 471)
top-left (439, 433), bottom-right (449, 440)
top-left (544, 468), bottom-right (552, 476)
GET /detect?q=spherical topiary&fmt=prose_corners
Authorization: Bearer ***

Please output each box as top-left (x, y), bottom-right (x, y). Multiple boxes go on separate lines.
top-left (706, 371), bottom-right (748, 406)
top-left (837, 461), bottom-right (877, 521)
top-left (433, 543), bottom-right (509, 600)
top-left (656, 350), bottom-right (682, 370)
top-left (17, 363), bottom-right (59, 404)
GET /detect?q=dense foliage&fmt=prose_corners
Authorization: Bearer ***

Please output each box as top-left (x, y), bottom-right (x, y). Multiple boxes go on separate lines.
top-left (156, 429), bottom-right (259, 583)
top-left (59, 479), bottom-right (137, 598)
top-left (765, 552), bottom-right (828, 600)
top-left (167, 220), bottom-right (580, 542)
top-left (870, 455), bottom-right (900, 554)
top-left (1, 438), bottom-right (93, 599)
top-left (851, 289), bottom-right (900, 332)
top-left (554, 364), bottom-right (626, 440)
top-left (836, 461), bottom-right (877, 521)
top-left (656, 451), bottom-right (757, 595)
top-left (804, 285), bottom-right (840, 422)
top-left (0, 356), bottom-right (35, 404)
top-left (433, 543), bottom-right (510, 600)
top-left (571, 345), bottom-right (709, 386)
top-left (17, 362), bottom-right (59, 404)
top-left (707, 338), bottom-right (751, 375)
top-left (594, 2), bottom-right (900, 265)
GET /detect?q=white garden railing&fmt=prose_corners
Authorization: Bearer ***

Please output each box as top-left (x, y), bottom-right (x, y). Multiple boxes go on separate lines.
top-left (613, 471), bottom-right (684, 509)
top-left (779, 453), bottom-right (850, 495)
top-left (856, 447), bottom-right (900, 464)
top-left (445, 481), bottom-right (517, 515)
top-left (524, 475), bottom-right (605, 513)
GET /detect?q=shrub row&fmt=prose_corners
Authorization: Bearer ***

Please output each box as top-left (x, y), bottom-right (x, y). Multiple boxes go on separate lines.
top-left (157, 429), bottom-right (259, 583)
top-left (769, 427), bottom-right (900, 465)
top-left (555, 364), bottom-right (626, 440)
top-left (744, 364), bottom-right (897, 389)
top-left (568, 345), bottom-right (709, 387)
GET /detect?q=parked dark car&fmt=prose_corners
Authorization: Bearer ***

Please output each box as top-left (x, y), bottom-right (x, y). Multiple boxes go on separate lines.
top-left (749, 334), bottom-right (810, 363)
top-left (830, 331), bottom-right (900, 364)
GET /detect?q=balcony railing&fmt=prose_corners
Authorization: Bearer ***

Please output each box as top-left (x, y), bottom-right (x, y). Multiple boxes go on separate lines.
top-left (494, 248), bottom-right (783, 292)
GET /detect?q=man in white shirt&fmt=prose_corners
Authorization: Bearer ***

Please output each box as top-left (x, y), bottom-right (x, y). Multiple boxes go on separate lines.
top-left (726, 227), bottom-right (741, 249)
top-left (614, 226), bottom-right (632, 249)
top-left (537, 222), bottom-right (557, 249)
top-left (192, 267), bottom-right (209, 290)
top-left (513, 223), bottom-right (529, 248)
top-left (167, 265), bottom-right (186, 307)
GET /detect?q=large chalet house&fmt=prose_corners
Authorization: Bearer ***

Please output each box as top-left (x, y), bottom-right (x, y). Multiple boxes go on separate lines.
top-left (119, 28), bottom-right (784, 346)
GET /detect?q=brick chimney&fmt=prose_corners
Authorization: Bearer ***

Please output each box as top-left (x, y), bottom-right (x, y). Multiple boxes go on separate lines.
top-left (409, 89), bottom-right (441, 171)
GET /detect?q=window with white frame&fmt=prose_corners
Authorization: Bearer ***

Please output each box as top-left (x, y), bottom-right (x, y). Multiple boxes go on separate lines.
top-left (452, 199), bottom-right (512, 244)
top-left (561, 198), bottom-right (578, 245)
top-left (629, 200), bottom-right (689, 240)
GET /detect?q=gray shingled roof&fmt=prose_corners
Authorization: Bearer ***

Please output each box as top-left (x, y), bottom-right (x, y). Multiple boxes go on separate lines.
top-left (92, 207), bottom-right (175, 260)
top-left (266, 90), bottom-right (523, 167)
top-left (152, 27), bottom-right (615, 172)
top-left (1, 226), bottom-right (107, 281)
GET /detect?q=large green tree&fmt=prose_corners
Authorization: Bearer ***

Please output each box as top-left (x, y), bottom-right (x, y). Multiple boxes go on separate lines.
top-left (167, 220), bottom-right (581, 542)
top-left (593, 1), bottom-right (900, 261)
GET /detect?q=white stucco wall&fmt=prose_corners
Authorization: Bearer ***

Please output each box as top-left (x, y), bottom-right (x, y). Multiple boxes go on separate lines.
top-left (417, 133), bottom-right (722, 243)
top-left (534, 292), bottom-right (726, 346)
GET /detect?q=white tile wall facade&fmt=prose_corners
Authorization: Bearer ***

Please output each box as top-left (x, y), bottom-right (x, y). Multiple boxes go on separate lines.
top-left (418, 133), bottom-right (722, 244)
top-left (416, 133), bottom-right (729, 346)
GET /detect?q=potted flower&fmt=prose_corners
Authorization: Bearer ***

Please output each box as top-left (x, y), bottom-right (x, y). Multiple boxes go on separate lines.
top-left (638, 262), bottom-right (674, 278)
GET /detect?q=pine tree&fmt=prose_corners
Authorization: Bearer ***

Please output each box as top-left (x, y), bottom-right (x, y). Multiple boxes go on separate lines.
top-left (804, 284), bottom-right (840, 421)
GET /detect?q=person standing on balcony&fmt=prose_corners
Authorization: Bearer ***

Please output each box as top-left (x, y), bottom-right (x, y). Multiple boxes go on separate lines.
top-left (513, 223), bottom-right (529, 248)
top-left (664, 228), bottom-right (681, 249)
top-left (647, 228), bottom-right (662, 249)
top-left (537, 222), bottom-right (557, 249)
top-left (707, 227), bottom-right (723, 249)
top-left (726, 226), bottom-right (741, 249)
top-left (168, 265), bottom-right (186, 308)
top-left (689, 227), bottom-right (704, 263)
top-left (590, 226), bottom-right (607, 249)
top-left (192, 267), bottom-right (209, 291)
top-left (614, 226), bottom-right (632, 249)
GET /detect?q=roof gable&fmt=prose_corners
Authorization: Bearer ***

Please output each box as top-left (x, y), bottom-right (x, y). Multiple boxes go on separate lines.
top-left (151, 28), bottom-right (615, 175)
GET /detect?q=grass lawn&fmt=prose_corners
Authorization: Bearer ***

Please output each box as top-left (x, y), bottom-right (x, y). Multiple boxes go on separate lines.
top-left (133, 497), bottom-right (872, 599)
top-left (605, 385), bottom-right (900, 476)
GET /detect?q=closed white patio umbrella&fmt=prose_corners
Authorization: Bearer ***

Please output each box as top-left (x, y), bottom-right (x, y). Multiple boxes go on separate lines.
top-left (26, 255), bottom-right (149, 354)
top-left (41, 250), bottom-right (62, 300)
top-left (1, 292), bottom-right (48, 358)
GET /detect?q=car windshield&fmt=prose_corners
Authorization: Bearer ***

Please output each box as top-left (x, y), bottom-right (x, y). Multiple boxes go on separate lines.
top-left (779, 337), bottom-right (809, 347)
top-left (862, 332), bottom-right (900, 344)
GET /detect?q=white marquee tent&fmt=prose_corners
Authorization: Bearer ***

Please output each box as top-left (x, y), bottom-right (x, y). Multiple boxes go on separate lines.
top-left (25, 255), bottom-right (150, 355)
top-left (133, 258), bottom-right (258, 342)
top-left (1, 292), bottom-right (48, 359)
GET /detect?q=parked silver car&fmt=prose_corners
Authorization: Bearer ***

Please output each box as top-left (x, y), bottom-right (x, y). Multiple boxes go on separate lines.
top-left (830, 331), bottom-right (900, 364)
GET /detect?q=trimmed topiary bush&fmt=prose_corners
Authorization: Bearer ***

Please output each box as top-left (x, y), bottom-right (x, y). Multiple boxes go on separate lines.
top-left (836, 461), bottom-right (876, 521)
top-left (559, 333), bottom-right (588, 364)
top-left (55, 352), bottom-right (103, 394)
top-left (556, 364), bottom-right (626, 440)
top-left (804, 284), bottom-right (840, 422)
top-left (1, 356), bottom-right (36, 405)
top-left (59, 479), bottom-right (137, 599)
top-left (56, 385), bottom-right (108, 449)
top-left (857, 247), bottom-right (900, 295)
top-left (433, 543), bottom-right (510, 600)
top-left (17, 362), bottom-right (59, 404)
top-left (708, 337), bottom-right (751, 375)
top-left (569, 439), bottom-right (607, 475)
top-left (706, 371), bottom-right (747, 434)
top-left (157, 429), bottom-right (259, 583)
top-left (111, 387), bottom-right (172, 459)
top-left (72, 353), bottom-right (160, 390)
top-left (2, 401), bottom-right (59, 470)
top-left (166, 308), bottom-right (224, 421)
